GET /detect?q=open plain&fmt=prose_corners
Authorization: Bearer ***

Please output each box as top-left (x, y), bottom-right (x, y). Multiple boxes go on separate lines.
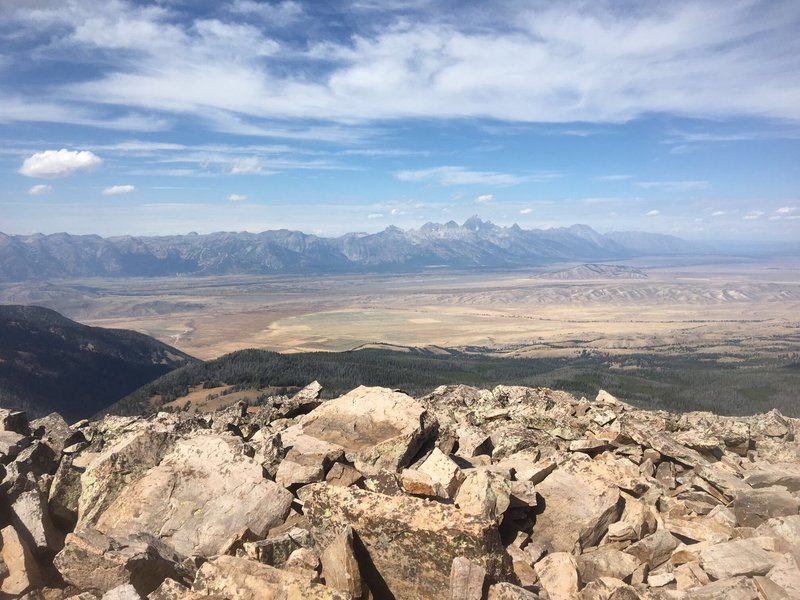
top-left (2, 256), bottom-right (798, 361)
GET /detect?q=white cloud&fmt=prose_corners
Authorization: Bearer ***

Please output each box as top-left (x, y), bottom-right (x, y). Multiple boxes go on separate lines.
top-left (645, 209), bottom-right (660, 216)
top-left (519, 208), bottom-right (533, 215)
top-left (637, 180), bottom-right (710, 191)
top-left (102, 184), bottom-right (135, 195)
top-left (19, 149), bottom-right (102, 178)
top-left (395, 166), bottom-right (558, 186)
top-left (229, 0), bottom-right (303, 25)
top-left (776, 206), bottom-right (798, 214)
top-left (595, 174), bottom-right (633, 181)
top-left (227, 193), bottom-right (247, 201)
top-left (743, 210), bottom-right (764, 220)
top-left (28, 184), bottom-right (52, 195)
top-left (474, 194), bottom-right (494, 204)
top-left (229, 157), bottom-right (282, 175)
top-left (711, 210), bottom-right (726, 216)
top-left (367, 212), bottom-right (383, 219)
top-left (9, 1), bottom-right (797, 128)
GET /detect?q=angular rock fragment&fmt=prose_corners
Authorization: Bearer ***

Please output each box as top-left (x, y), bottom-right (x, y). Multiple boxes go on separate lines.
top-left (95, 435), bottom-right (293, 557)
top-left (683, 576), bottom-right (759, 600)
top-left (146, 578), bottom-right (189, 600)
top-left (699, 537), bottom-right (779, 580)
top-left (299, 483), bottom-right (510, 600)
top-left (192, 555), bottom-right (350, 599)
top-left (243, 526), bottom-right (314, 567)
top-left (298, 386), bottom-right (436, 473)
top-left (1, 524), bottom-right (43, 596)
top-left (53, 528), bottom-right (180, 596)
top-left (326, 462), bottom-right (363, 487)
top-left (734, 487), bottom-right (800, 528)
top-left (11, 488), bottom-right (64, 554)
top-left (449, 556), bottom-right (486, 600)
top-left (455, 470), bottom-right (512, 522)
top-left (579, 577), bottom-right (640, 600)
top-left (766, 553), bottom-right (800, 598)
top-left (321, 525), bottom-right (362, 598)
top-left (745, 463), bottom-right (800, 492)
top-left (576, 547), bottom-right (640, 583)
top-left (534, 469), bottom-right (622, 553)
top-left (535, 552), bottom-right (579, 600)
top-left (487, 582), bottom-right (540, 599)
top-left (76, 423), bottom-right (175, 528)
top-left (101, 584), bottom-right (142, 600)
top-left (625, 531), bottom-right (679, 569)
top-left (417, 447), bottom-right (465, 498)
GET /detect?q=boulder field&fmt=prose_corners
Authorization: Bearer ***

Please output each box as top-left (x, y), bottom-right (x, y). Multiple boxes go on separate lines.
top-left (1, 382), bottom-right (799, 599)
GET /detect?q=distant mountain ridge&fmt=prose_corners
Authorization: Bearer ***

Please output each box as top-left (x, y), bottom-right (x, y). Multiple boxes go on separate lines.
top-left (0, 305), bottom-right (197, 420)
top-left (0, 219), bottom-right (697, 281)
top-left (540, 263), bottom-right (648, 279)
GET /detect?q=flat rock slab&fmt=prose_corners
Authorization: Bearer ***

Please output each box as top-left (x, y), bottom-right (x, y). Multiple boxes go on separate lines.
top-left (298, 386), bottom-right (435, 473)
top-left (699, 537), bottom-right (779, 580)
top-left (193, 555), bottom-right (350, 600)
top-left (299, 483), bottom-right (510, 600)
top-left (533, 469), bottom-right (622, 553)
top-left (734, 487), bottom-right (800, 528)
top-left (95, 434), bottom-right (293, 557)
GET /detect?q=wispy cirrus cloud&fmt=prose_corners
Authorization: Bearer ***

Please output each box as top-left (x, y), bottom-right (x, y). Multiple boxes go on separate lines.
top-left (636, 180), bottom-right (710, 192)
top-left (395, 166), bottom-right (560, 186)
top-left (3, 0), bottom-right (799, 133)
top-left (102, 184), bottom-right (135, 195)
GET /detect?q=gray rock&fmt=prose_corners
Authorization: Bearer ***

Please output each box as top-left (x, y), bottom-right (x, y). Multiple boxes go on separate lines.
top-left (734, 487), bottom-right (800, 528)
top-left (53, 528), bottom-right (180, 596)
top-left (450, 556), bottom-right (486, 600)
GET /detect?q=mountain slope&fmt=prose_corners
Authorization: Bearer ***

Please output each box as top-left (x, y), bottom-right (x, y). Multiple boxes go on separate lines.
top-left (540, 264), bottom-right (648, 279)
top-left (0, 220), bottom-right (693, 281)
top-left (0, 305), bottom-right (197, 420)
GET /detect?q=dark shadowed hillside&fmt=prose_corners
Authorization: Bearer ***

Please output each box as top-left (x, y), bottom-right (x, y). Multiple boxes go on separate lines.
top-left (0, 305), bottom-right (197, 420)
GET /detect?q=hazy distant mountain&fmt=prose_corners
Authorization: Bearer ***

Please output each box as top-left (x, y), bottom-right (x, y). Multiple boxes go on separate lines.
top-left (0, 305), bottom-right (197, 420)
top-left (0, 220), bottom-right (700, 281)
top-left (604, 230), bottom-right (698, 255)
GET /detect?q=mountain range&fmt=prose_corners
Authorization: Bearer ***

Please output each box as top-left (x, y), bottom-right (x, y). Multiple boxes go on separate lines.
top-left (0, 218), bottom-right (697, 280)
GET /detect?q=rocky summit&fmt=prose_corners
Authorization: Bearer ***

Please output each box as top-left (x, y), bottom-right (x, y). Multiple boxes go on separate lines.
top-left (1, 383), bottom-right (799, 600)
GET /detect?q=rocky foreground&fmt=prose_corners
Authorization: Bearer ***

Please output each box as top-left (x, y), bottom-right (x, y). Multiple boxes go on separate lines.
top-left (1, 383), bottom-right (799, 600)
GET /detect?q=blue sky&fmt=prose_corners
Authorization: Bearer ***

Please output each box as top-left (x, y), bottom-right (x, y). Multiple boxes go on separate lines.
top-left (1, 0), bottom-right (799, 239)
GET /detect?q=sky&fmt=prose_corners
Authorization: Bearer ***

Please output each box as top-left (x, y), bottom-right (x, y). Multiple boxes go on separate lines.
top-left (1, 0), bottom-right (799, 240)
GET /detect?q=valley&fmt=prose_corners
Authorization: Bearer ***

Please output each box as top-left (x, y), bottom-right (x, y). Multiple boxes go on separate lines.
top-left (3, 256), bottom-right (798, 361)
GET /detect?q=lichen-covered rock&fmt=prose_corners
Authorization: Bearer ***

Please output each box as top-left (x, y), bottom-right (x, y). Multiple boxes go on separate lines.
top-left (94, 434), bottom-right (293, 557)
top-left (297, 386), bottom-right (437, 473)
top-left (299, 483), bottom-right (511, 600)
top-left (53, 528), bottom-right (180, 596)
